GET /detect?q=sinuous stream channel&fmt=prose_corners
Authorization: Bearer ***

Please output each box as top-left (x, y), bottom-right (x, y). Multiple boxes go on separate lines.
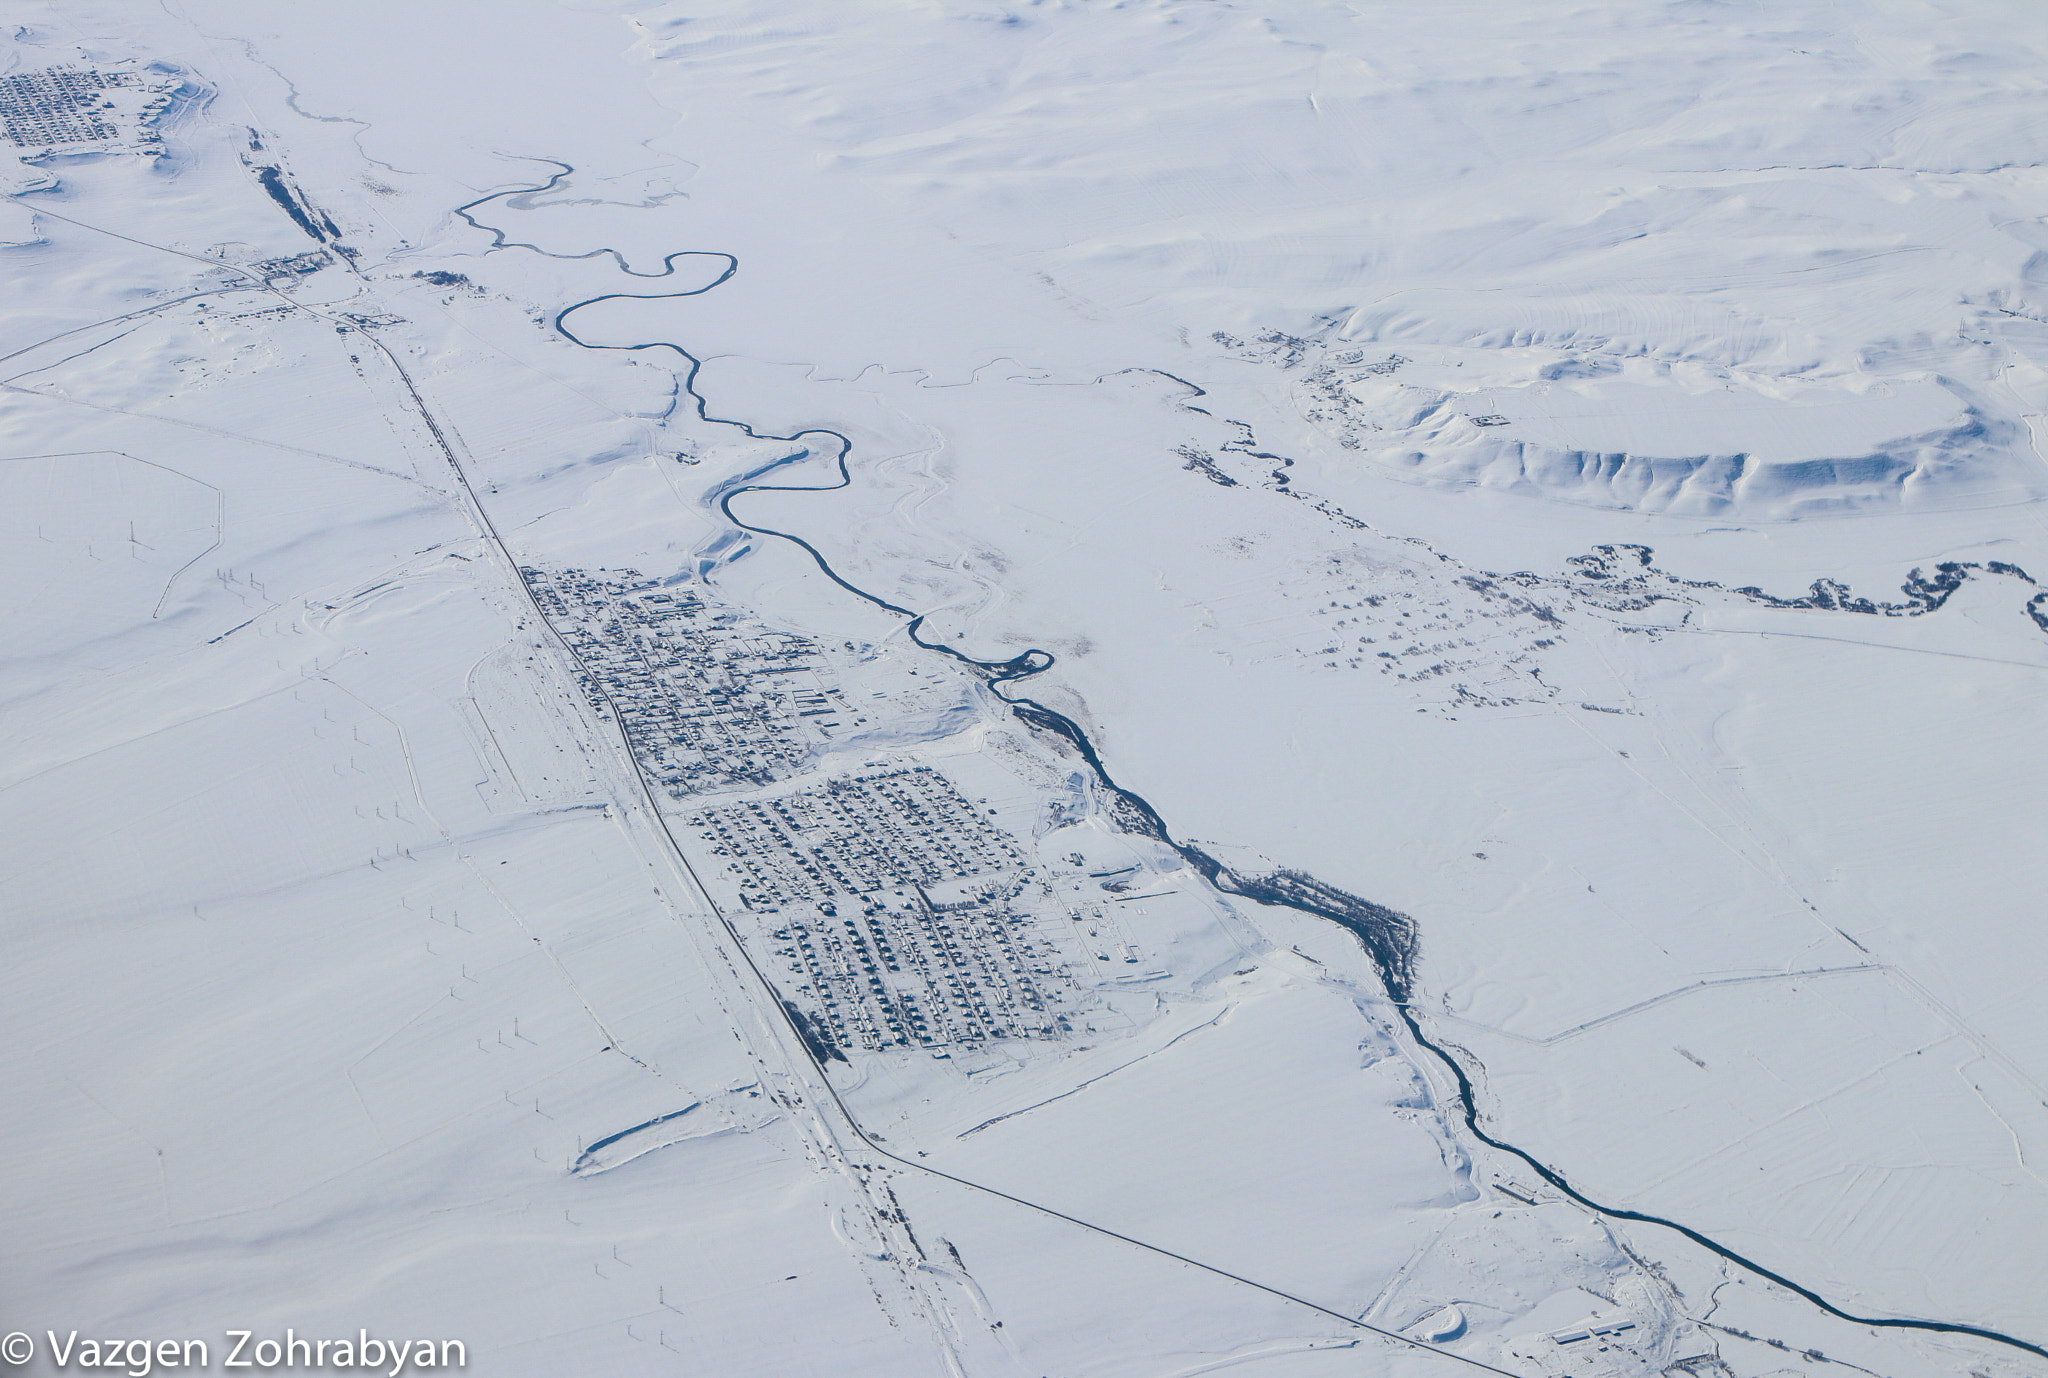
top-left (459, 165), bottom-right (2046, 1363)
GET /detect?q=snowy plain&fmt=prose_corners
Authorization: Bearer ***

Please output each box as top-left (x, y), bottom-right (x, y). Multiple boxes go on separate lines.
top-left (2, 3), bottom-right (2047, 1377)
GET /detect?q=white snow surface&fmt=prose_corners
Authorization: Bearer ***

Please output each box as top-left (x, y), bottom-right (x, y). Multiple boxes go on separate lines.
top-left (3, 3), bottom-right (2047, 1378)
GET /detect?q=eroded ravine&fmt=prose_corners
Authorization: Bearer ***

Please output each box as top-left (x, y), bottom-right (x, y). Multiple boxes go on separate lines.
top-left (460, 167), bottom-right (2047, 1364)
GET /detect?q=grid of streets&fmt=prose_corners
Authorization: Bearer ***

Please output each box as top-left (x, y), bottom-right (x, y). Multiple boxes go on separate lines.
top-left (0, 67), bottom-right (144, 150)
top-left (690, 770), bottom-right (1069, 1054)
top-left (522, 566), bottom-right (852, 796)
top-left (521, 565), bottom-right (1079, 1059)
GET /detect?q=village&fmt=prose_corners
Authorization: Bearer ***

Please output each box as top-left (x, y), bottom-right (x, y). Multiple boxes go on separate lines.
top-left (688, 767), bottom-right (1073, 1056)
top-left (522, 566), bottom-right (857, 796)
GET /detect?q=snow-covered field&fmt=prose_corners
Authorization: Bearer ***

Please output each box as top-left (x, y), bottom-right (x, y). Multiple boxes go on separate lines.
top-left (3, 3), bottom-right (2046, 1376)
